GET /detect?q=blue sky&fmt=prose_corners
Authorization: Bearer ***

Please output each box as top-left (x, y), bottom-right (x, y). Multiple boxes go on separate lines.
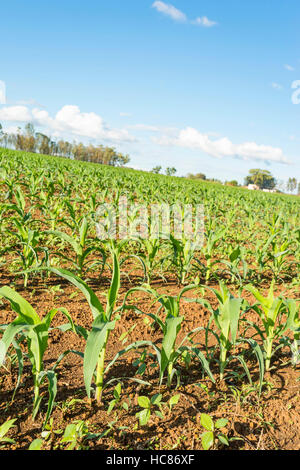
top-left (0, 0), bottom-right (299, 185)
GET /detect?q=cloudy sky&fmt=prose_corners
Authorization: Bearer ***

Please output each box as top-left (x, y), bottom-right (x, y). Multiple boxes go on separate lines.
top-left (0, 0), bottom-right (299, 183)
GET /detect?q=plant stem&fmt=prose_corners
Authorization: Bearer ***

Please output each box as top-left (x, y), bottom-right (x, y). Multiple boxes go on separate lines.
top-left (220, 346), bottom-right (227, 380)
top-left (95, 334), bottom-right (109, 403)
top-left (167, 362), bottom-right (173, 388)
top-left (265, 337), bottom-right (273, 371)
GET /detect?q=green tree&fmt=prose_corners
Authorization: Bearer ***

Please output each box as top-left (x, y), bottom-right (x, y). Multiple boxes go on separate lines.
top-left (166, 167), bottom-right (177, 176)
top-left (187, 172), bottom-right (206, 180)
top-left (245, 169), bottom-right (276, 189)
top-left (287, 177), bottom-right (297, 193)
top-left (152, 165), bottom-right (162, 174)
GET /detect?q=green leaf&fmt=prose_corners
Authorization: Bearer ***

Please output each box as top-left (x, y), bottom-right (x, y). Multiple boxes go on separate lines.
top-left (150, 394), bottom-right (162, 406)
top-left (138, 396), bottom-right (151, 409)
top-left (201, 431), bottom-right (214, 450)
top-left (244, 338), bottom-right (265, 395)
top-left (107, 399), bottom-right (117, 414)
top-left (114, 382), bottom-right (122, 400)
top-left (83, 317), bottom-right (116, 398)
top-left (138, 408), bottom-right (150, 426)
top-left (28, 438), bottom-right (43, 450)
top-left (228, 297), bottom-right (242, 345)
top-left (45, 230), bottom-right (79, 253)
top-left (106, 252), bottom-right (120, 318)
top-left (46, 267), bottom-right (104, 320)
top-left (37, 370), bottom-right (57, 427)
top-left (155, 410), bottom-right (164, 419)
top-left (0, 419), bottom-right (16, 439)
top-left (122, 402), bottom-right (129, 412)
top-left (160, 316), bottom-right (183, 381)
top-left (218, 434), bottom-right (229, 446)
top-left (200, 413), bottom-right (214, 431)
top-left (79, 218), bottom-right (88, 247)
top-left (192, 348), bottom-right (215, 383)
top-left (215, 418), bottom-right (228, 429)
top-left (0, 321), bottom-right (28, 365)
top-left (0, 286), bottom-right (40, 325)
top-left (169, 394), bottom-right (180, 407)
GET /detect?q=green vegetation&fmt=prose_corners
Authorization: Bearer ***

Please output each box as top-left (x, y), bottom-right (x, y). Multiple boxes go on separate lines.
top-left (0, 147), bottom-right (299, 450)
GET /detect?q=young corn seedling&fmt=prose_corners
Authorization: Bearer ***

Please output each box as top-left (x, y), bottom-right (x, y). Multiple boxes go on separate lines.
top-left (46, 217), bottom-right (105, 277)
top-left (168, 235), bottom-right (198, 285)
top-left (43, 248), bottom-right (121, 403)
top-left (268, 235), bottom-right (294, 281)
top-left (253, 234), bottom-right (277, 281)
top-left (4, 185), bottom-right (32, 225)
top-left (0, 287), bottom-right (75, 425)
top-left (197, 227), bottom-right (226, 282)
top-left (245, 282), bottom-right (298, 371)
top-left (137, 238), bottom-right (161, 283)
top-left (201, 283), bottom-right (243, 380)
top-left (12, 221), bottom-right (49, 287)
top-left (122, 285), bottom-right (214, 388)
top-left (219, 245), bottom-right (249, 286)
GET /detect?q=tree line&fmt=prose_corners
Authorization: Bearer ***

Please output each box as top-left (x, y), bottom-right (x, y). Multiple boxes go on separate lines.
top-left (0, 123), bottom-right (130, 167)
top-left (186, 168), bottom-right (299, 194)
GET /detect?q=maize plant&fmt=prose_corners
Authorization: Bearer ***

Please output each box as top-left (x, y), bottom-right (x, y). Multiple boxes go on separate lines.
top-left (284, 299), bottom-right (300, 366)
top-left (200, 227), bottom-right (226, 281)
top-left (201, 283), bottom-right (243, 379)
top-left (10, 220), bottom-right (48, 286)
top-left (122, 285), bottom-right (214, 387)
top-left (219, 245), bottom-right (249, 285)
top-left (168, 235), bottom-right (198, 285)
top-left (245, 282), bottom-right (299, 371)
top-left (46, 217), bottom-right (105, 277)
top-left (0, 287), bottom-right (76, 425)
top-left (268, 234), bottom-right (294, 281)
top-left (43, 247), bottom-right (121, 403)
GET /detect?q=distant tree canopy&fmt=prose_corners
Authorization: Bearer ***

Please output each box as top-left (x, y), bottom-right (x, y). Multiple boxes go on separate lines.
top-left (187, 173), bottom-right (206, 180)
top-left (0, 123), bottom-right (130, 167)
top-left (166, 167), bottom-right (177, 176)
top-left (286, 177), bottom-right (297, 193)
top-left (245, 169), bottom-right (276, 189)
top-left (152, 165), bottom-right (162, 174)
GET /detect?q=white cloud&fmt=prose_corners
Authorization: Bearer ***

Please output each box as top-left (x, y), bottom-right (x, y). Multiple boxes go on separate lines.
top-left (0, 104), bottom-right (136, 143)
top-left (271, 82), bottom-right (283, 90)
top-left (192, 16), bottom-right (217, 27)
top-left (155, 127), bottom-right (289, 164)
top-left (152, 2), bottom-right (217, 27)
top-left (284, 64), bottom-right (295, 72)
top-left (152, 1), bottom-right (187, 22)
top-left (0, 105), bottom-right (32, 122)
top-left (0, 81), bottom-right (6, 105)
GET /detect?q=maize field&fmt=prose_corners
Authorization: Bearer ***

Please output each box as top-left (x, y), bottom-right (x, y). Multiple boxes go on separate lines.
top-left (0, 147), bottom-right (299, 451)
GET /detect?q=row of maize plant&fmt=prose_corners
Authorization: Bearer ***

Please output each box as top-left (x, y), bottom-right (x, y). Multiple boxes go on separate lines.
top-left (0, 147), bottom-right (299, 445)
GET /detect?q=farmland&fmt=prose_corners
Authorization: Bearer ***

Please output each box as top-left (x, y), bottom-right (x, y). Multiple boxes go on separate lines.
top-left (0, 147), bottom-right (299, 451)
